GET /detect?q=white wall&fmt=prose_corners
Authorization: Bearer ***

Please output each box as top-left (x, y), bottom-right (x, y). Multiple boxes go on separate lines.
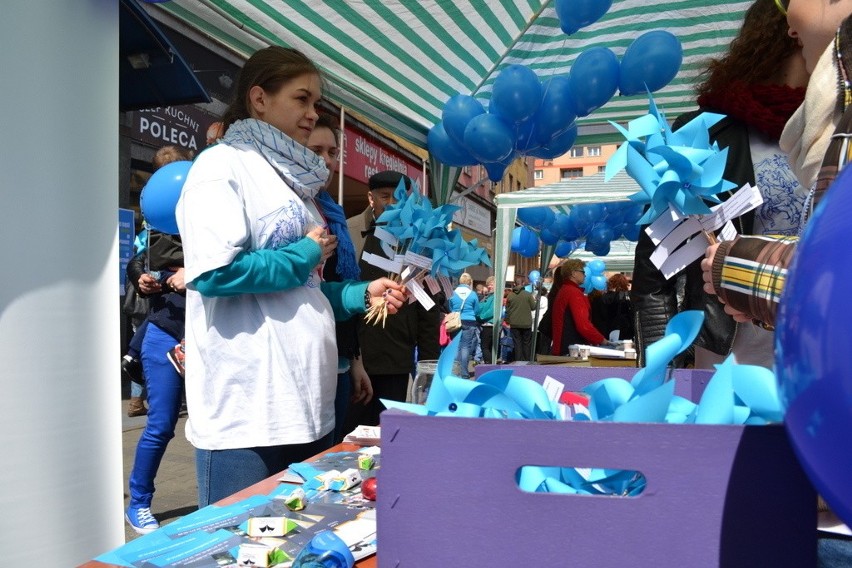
top-left (0, 1), bottom-right (124, 564)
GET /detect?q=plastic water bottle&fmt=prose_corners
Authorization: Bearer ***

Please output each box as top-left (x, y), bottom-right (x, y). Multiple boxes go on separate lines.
top-left (291, 530), bottom-right (355, 568)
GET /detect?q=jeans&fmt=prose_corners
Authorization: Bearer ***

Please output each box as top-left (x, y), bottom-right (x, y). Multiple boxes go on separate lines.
top-left (819, 534), bottom-right (852, 567)
top-left (456, 323), bottom-right (479, 378)
top-left (196, 431), bottom-right (334, 507)
top-left (128, 324), bottom-right (183, 508)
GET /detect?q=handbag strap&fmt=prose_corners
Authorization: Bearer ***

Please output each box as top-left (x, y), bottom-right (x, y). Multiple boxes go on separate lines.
top-left (458, 292), bottom-right (469, 312)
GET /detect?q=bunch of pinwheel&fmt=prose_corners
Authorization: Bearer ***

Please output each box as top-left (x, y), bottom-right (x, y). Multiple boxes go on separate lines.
top-left (363, 180), bottom-right (491, 326)
top-left (382, 311), bottom-right (783, 496)
top-left (604, 95), bottom-right (737, 226)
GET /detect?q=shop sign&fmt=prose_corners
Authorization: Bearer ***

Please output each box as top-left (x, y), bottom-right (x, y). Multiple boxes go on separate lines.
top-left (133, 105), bottom-right (218, 152)
top-left (343, 125), bottom-right (422, 185)
top-left (452, 196), bottom-right (492, 236)
top-left (119, 208), bottom-right (135, 293)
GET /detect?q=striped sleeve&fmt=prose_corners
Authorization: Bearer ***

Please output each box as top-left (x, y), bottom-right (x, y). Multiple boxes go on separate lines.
top-left (711, 236), bottom-right (798, 327)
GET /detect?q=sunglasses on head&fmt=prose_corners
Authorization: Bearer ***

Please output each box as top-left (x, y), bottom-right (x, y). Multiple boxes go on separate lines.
top-left (774, 0), bottom-right (789, 16)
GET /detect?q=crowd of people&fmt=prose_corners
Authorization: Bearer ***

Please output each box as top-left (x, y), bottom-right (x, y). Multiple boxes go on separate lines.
top-left (119, 0), bottom-right (852, 561)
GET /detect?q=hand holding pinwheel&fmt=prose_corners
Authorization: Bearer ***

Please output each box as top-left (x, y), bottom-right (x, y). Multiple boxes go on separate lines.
top-left (364, 278), bottom-right (407, 326)
top-left (361, 179), bottom-right (492, 326)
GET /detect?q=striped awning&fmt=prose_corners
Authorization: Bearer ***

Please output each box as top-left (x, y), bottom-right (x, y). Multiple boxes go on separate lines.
top-left (151, 0), bottom-right (749, 147)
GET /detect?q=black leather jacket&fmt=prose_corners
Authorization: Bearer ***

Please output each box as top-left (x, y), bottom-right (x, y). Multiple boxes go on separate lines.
top-left (631, 113), bottom-right (755, 366)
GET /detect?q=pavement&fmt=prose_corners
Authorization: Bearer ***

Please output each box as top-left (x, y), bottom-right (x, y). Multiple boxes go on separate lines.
top-left (120, 399), bottom-right (198, 544)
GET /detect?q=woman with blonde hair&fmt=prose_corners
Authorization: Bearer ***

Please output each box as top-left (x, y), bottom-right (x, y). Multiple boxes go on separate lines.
top-left (448, 272), bottom-right (480, 377)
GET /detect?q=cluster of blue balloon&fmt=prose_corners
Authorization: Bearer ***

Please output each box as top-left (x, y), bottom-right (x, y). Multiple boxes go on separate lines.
top-left (582, 259), bottom-right (607, 294)
top-left (510, 200), bottom-right (645, 260)
top-left (427, 3), bottom-right (682, 182)
top-left (139, 161), bottom-right (193, 235)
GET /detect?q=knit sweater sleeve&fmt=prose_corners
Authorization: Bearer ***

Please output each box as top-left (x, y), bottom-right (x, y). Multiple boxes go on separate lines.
top-left (568, 288), bottom-right (606, 345)
top-left (711, 235), bottom-right (797, 327)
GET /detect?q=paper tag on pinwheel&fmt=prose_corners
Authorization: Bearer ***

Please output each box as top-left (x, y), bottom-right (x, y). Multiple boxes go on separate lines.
top-left (646, 183), bottom-right (764, 280)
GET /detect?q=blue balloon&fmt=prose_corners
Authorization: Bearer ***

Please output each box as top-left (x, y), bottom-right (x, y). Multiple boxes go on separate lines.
top-left (622, 222), bottom-right (642, 241)
top-left (517, 206), bottom-right (548, 228)
top-left (483, 151), bottom-right (517, 182)
top-left (555, 0), bottom-right (613, 35)
top-left (776, 164), bottom-right (852, 527)
top-left (528, 269), bottom-right (541, 285)
top-left (443, 94), bottom-right (486, 145)
top-left (585, 222), bottom-right (615, 250)
top-left (511, 226), bottom-right (539, 256)
top-left (602, 202), bottom-right (626, 227)
top-left (570, 203), bottom-right (604, 232)
top-left (591, 274), bottom-right (608, 290)
top-left (619, 30), bottom-right (683, 96)
top-left (517, 206), bottom-right (555, 229)
top-left (464, 113), bottom-right (515, 163)
top-left (555, 239), bottom-right (578, 257)
top-left (586, 240), bottom-right (612, 257)
top-left (534, 76), bottom-right (577, 145)
top-left (568, 47), bottom-right (620, 117)
top-left (587, 259), bottom-right (606, 273)
top-left (490, 64), bottom-right (543, 123)
top-left (550, 213), bottom-right (573, 239)
top-left (529, 123), bottom-right (578, 160)
top-left (140, 160), bottom-right (193, 235)
top-left (427, 122), bottom-right (477, 167)
top-left (515, 119), bottom-right (543, 154)
top-left (539, 227), bottom-right (561, 245)
top-left (624, 202), bottom-right (647, 224)
top-left (520, 237), bottom-right (540, 258)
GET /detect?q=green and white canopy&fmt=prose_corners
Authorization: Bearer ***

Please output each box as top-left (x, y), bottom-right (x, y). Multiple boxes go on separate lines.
top-left (154, 0), bottom-right (750, 147)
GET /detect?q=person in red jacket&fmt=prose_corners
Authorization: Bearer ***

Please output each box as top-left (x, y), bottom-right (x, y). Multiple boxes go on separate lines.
top-left (550, 259), bottom-right (606, 355)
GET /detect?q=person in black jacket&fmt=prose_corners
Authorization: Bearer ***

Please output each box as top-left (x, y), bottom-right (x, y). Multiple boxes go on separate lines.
top-left (343, 171), bottom-right (441, 428)
top-left (631, 0), bottom-right (808, 368)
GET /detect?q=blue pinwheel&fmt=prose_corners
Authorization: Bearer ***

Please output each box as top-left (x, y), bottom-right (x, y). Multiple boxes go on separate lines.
top-left (373, 178), bottom-right (491, 278)
top-left (604, 94), bottom-right (737, 225)
top-left (381, 310), bottom-right (784, 497)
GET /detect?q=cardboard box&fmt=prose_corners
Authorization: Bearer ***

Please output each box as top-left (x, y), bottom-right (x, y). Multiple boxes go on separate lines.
top-left (377, 366), bottom-right (816, 567)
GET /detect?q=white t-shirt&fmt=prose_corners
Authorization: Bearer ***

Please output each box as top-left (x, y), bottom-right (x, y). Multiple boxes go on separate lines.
top-left (750, 129), bottom-right (807, 237)
top-left (176, 143), bottom-right (336, 450)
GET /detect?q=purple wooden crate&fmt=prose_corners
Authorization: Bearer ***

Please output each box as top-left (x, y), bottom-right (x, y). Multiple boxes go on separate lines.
top-left (377, 367), bottom-right (816, 567)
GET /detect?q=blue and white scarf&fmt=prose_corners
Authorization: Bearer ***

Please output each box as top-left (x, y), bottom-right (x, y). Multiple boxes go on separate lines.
top-left (221, 118), bottom-right (329, 201)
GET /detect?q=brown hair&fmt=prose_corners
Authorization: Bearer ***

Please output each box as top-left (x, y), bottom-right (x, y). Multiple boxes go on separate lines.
top-left (221, 46), bottom-right (321, 132)
top-left (559, 258), bottom-right (585, 279)
top-left (695, 0), bottom-right (799, 97)
top-left (608, 273), bottom-right (630, 293)
top-left (152, 145), bottom-right (192, 171)
top-left (314, 113), bottom-right (340, 137)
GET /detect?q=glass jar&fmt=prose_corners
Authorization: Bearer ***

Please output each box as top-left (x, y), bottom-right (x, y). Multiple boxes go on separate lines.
top-left (411, 359), bottom-right (464, 405)
top-left (411, 360), bottom-right (438, 405)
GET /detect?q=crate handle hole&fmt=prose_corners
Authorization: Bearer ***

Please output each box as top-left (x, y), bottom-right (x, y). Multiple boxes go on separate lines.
top-left (516, 465), bottom-right (646, 497)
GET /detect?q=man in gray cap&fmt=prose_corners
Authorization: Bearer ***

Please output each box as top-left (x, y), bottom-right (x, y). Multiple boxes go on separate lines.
top-left (347, 169), bottom-right (409, 260)
top-left (344, 170), bottom-right (440, 428)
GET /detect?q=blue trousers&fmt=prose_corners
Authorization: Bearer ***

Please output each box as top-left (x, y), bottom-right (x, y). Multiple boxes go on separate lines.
top-left (455, 324), bottom-right (479, 378)
top-left (128, 324), bottom-right (183, 507)
top-left (196, 431), bottom-right (334, 507)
